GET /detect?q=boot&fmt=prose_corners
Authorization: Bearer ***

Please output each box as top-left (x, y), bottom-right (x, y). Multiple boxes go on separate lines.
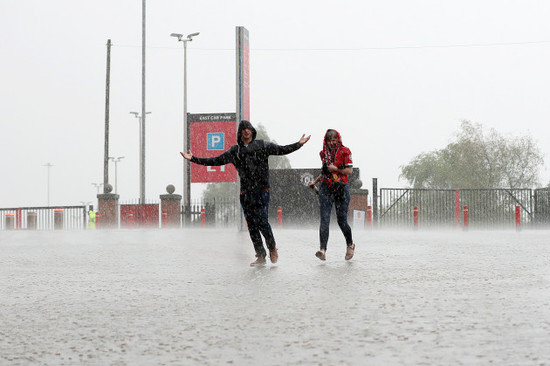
top-left (315, 249), bottom-right (326, 261)
top-left (345, 243), bottom-right (355, 261)
top-left (250, 256), bottom-right (266, 266)
top-left (269, 247), bottom-right (278, 263)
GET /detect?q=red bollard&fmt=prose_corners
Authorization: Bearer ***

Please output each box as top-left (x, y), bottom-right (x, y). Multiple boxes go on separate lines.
top-left (413, 206), bottom-right (419, 229)
top-left (463, 205), bottom-right (469, 229)
top-left (277, 206), bottom-right (283, 227)
top-left (16, 208), bottom-right (22, 230)
top-left (515, 205), bottom-right (521, 230)
top-left (366, 205), bottom-right (373, 226)
top-left (200, 208), bottom-right (205, 227)
top-left (162, 209), bottom-right (168, 228)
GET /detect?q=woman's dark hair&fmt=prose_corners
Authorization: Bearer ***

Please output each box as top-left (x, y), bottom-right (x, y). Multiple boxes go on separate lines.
top-left (325, 129), bottom-right (338, 142)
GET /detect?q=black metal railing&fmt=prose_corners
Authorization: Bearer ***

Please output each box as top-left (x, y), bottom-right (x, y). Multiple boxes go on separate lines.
top-left (380, 188), bottom-right (534, 228)
top-left (188, 197), bottom-right (240, 227)
top-left (534, 188), bottom-right (550, 226)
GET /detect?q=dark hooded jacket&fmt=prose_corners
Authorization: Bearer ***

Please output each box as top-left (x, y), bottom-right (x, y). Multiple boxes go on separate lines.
top-left (191, 120), bottom-right (302, 192)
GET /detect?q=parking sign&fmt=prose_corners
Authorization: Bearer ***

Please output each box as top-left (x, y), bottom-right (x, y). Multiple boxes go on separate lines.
top-left (189, 113), bottom-right (237, 183)
top-left (207, 133), bottom-right (224, 150)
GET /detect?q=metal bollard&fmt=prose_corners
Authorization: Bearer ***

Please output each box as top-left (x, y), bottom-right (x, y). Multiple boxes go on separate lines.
top-left (277, 206), bottom-right (282, 227)
top-left (463, 206), bottom-right (469, 230)
top-left (413, 206), bottom-right (419, 229)
top-left (366, 205), bottom-right (372, 226)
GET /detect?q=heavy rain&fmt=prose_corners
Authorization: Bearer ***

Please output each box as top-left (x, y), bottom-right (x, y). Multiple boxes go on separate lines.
top-left (2, 228), bottom-right (550, 365)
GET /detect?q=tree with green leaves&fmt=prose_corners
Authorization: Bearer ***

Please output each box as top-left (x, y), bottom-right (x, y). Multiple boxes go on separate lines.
top-left (202, 123), bottom-right (291, 201)
top-left (400, 120), bottom-right (544, 189)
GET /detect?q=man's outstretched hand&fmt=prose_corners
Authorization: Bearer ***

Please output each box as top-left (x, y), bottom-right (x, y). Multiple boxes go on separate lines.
top-left (180, 151), bottom-right (193, 160)
top-left (299, 134), bottom-right (311, 146)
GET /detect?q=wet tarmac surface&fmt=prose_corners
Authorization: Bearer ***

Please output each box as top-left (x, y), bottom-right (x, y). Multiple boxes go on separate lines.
top-left (1, 228), bottom-right (550, 365)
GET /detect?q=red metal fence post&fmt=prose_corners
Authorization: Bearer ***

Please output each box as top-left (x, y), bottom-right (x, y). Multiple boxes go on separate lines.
top-left (16, 208), bottom-right (22, 229)
top-left (515, 205), bottom-right (521, 231)
top-left (277, 206), bottom-right (283, 227)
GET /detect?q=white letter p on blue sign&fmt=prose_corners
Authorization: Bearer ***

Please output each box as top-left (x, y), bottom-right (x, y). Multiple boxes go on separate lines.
top-left (207, 133), bottom-right (224, 150)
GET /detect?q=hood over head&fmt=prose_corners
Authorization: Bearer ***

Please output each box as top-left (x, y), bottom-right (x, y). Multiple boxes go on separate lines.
top-left (323, 128), bottom-right (343, 148)
top-left (321, 128), bottom-right (343, 164)
top-left (237, 120), bottom-right (257, 146)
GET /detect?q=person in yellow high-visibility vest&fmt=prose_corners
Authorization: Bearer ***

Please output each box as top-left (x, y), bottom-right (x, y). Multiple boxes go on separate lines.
top-left (88, 206), bottom-right (96, 229)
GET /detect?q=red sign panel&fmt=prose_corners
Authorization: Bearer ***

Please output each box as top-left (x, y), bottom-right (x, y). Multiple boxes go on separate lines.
top-left (189, 113), bottom-right (237, 183)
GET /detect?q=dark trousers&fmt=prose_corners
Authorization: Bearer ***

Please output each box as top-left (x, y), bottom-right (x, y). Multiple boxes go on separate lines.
top-left (240, 189), bottom-right (276, 257)
top-left (318, 182), bottom-right (353, 251)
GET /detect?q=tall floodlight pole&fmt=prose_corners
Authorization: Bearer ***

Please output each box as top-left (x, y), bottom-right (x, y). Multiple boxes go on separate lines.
top-left (141, 0), bottom-right (147, 204)
top-left (44, 163), bottom-right (53, 206)
top-left (130, 112), bottom-right (151, 199)
top-left (108, 156), bottom-right (125, 194)
top-left (170, 32), bottom-right (199, 226)
top-left (104, 39), bottom-right (111, 194)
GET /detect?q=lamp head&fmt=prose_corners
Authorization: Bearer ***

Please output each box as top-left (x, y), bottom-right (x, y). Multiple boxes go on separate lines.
top-left (187, 32), bottom-right (200, 40)
top-left (170, 33), bottom-right (183, 41)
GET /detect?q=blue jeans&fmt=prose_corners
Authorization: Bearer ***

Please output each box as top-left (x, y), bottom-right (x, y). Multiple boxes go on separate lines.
top-left (240, 189), bottom-right (276, 258)
top-left (318, 182), bottom-right (353, 251)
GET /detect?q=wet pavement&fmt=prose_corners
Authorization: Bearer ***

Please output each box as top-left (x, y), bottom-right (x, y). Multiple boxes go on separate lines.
top-left (1, 228), bottom-right (550, 365)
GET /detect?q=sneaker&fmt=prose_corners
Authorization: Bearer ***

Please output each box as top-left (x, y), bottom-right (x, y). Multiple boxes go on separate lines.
top-left (250, 256), bottom-right (266, 267)
top-left (315, 249), bottom-right (326, 261)
top-left (269, 248), bottom-right (278, 263)
top-left (345, 244), bottom-right (355, 261)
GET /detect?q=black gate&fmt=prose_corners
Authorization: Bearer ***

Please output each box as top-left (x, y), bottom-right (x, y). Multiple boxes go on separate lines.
top-left (380, 188), bottom-right (533, 228)
top-left (534, 187), bottom-right (550, 226)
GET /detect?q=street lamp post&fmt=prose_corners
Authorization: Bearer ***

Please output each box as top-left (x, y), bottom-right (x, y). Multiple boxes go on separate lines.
top-left (170, 31), bottom-right (199, 225)
top-left (108, 156), bottom-right (125, 194)
top-left (92, 183), bottom-right (104, 194)
top-left (130, 111), bottom-right (151, 203)
top-left (44, 162), bottom-right (53, 206)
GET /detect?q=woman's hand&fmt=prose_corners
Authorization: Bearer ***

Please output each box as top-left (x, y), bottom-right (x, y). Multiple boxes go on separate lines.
top-left (327, 164), bottom-right (338, 172)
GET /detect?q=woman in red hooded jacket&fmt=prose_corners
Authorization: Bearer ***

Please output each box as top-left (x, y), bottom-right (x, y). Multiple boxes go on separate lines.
top-left (308, 129), bottom-right (355, 261)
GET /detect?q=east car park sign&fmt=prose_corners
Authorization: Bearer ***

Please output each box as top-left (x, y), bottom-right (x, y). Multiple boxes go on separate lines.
top-left (189, 113), bottom-right (237, 183)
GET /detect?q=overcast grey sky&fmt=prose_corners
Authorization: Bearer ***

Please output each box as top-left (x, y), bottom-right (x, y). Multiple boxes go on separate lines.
top-left (2, 0), bottom-right (550, 208)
